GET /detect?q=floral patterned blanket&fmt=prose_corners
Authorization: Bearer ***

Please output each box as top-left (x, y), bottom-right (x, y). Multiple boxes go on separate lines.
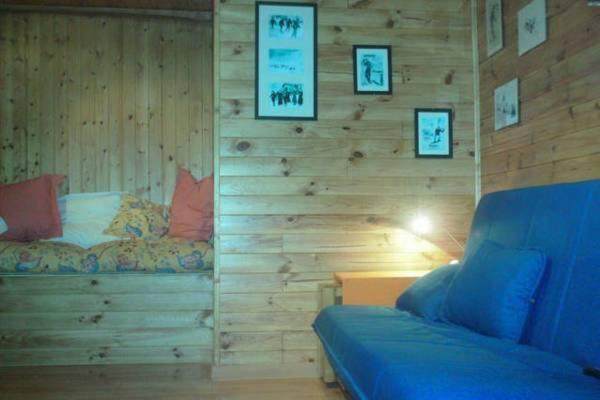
top-left (0, 238), bottom-right (213, 274)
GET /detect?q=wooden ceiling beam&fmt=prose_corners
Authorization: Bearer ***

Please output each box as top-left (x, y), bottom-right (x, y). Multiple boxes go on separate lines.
top-left (0, 0), bottom-right (212, 12)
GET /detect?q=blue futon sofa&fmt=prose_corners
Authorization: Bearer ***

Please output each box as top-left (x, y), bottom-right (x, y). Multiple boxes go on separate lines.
top-left (314, 180), bottom-right (600, 399)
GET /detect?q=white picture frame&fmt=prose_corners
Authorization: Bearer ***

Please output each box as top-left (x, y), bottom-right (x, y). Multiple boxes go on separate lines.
top-left (518, 0), bottom-right (547, 56)
top-left (494, 78), bottom-right (519, 131)
top-left (486, 0), bottom-right (504, 57)
top-left (255, 2), bottom-right (317, 120)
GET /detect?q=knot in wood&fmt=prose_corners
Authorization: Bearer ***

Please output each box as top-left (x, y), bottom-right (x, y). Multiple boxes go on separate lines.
top-left (353, 151), bottom-right (364, 158)
top-left (236, 141), bottom-right (251, 151)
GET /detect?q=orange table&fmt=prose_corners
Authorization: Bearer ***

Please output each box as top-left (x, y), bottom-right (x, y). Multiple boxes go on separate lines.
top-left (333, 270), bottom-right (429, 306)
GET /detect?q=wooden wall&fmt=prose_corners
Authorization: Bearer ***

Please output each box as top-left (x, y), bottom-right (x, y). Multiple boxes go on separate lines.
top-left (213, 0), bottom-right (477, 377)
top-left (0, 11), bottom-right (213, 204)
top-left (478, 0), bottom-right (600, 193)
top-left (0, 274), bottom-right (213, 366)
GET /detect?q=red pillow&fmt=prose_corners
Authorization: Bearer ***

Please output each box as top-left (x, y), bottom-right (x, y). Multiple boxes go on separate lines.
top-left (0, 174), bottom-right (65, 241)
top-left (169, 168), bottom-right (213, 241)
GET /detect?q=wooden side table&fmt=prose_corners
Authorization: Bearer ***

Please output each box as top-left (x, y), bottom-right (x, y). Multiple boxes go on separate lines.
top-left (318, 270), bottom-right (429, 383)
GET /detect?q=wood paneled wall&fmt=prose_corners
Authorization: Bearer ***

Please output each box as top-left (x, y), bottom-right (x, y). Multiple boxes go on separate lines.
top-left (213, 0), bottom-right (476, 377)
top-left (0, 274), bottom-right (214, 366)
top-left (0, 11), bottom-right (213, 204)
top-left (478, 0), bottom-right (600, 193)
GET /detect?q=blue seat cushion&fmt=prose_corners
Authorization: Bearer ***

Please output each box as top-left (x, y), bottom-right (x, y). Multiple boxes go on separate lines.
top-left (396, 264), bottom-right (459, 321)
top-left (313, 305), bottom-right (600, 400)
top-left (443, 240), bottom-right (546, 341)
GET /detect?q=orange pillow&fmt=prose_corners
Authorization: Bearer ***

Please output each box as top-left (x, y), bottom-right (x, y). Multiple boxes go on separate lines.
top-left (168, 168), bottom-right (213, 241)
top-left (0, 174), bottom-right (65, 241)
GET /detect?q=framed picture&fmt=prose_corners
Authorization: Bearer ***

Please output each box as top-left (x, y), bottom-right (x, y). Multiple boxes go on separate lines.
top-left (353, 45), bottom-right (392, 95)
top-left (255, 2), bottom-right (317, 120)
top-left (518, 0), bottom-right (547, 56)
top-left (414, 108), bottom-right (453, 158)
top-left (486, 0), bottom-right (503, 56)
top-left (494, 78), bottom-right (519, 130)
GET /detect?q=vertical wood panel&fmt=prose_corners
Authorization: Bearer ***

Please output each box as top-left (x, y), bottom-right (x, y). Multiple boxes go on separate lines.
top-left (0, 11), bottom-right (213, 203)
top-left (25, 13), bottom-right (40, 179)
top-left (213, 0), bottom-right (476, 375)
top-left (161, 19), bottom-right (177, 202)
top-left (478, 0), bottom-right (600, 193)
top-left (0, 13), bottom-right (12, 183)
top-left (134, 19), bottom-right (150, 197)
top-left (66, 14), bottom-right (81, 192)
top-left (12, 15), bottom-right (27, 182)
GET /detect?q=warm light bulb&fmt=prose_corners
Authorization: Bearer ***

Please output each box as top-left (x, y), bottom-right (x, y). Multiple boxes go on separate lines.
top-left (411, 215), bottom-right (432, 235)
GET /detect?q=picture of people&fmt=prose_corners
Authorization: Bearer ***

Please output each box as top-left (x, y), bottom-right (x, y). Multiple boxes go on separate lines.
top-left (353, 45), bottom-right (392, 94)
top-left (269, 15), bottom-right (303, 39)
top-left (269, 83), bottom-right (304, 108)
top-left (485, 0), bottom-right (503, 56)
top-left (494, 78), bottom-right (519, 130)
top-left (269, 49), bottom-right (304, 74)
top-left (360, 54), bottom-right (384, 87)
top-left (415, 109), bottom-right (453, 158)
top-left (256, 3), bottom-right (316, 120)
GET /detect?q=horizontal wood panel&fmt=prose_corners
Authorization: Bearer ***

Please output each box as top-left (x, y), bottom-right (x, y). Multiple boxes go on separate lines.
top-left (0, 292), bottom-right (213, 312)
top-left (220, 176), bottom-right (474, 196)
top-left (220, 195), bottom-right (474, 215)
top-left (0, 311), bottom-right (213, 330)
top-left (221, 292), bottom-right (319, 313)
top-left (0, 327), bottom-right (213, 349)
top-left (0, 274), bottom-right (213, 294)
top-left (0, 346), bottom-right (212, 367)
top-left (220, 253), bottom-right (452, 274)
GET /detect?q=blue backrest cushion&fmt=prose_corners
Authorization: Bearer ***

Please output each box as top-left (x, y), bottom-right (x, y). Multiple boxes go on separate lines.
top-left (395, 264), bottom-right (459, 321)
top-left (443, 240), bottom-right (547, 342)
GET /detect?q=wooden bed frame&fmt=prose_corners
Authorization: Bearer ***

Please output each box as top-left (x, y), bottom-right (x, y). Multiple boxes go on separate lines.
top-left (0, 273), bottom-right (213, 366)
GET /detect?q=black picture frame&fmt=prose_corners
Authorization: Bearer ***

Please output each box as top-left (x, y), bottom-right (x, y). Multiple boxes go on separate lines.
top-left (414, 108), bottom-right (453, 159)
top-left (352, 45), bottom-right (392, 95)
top-left (255, 1), bottom-right (318, 120)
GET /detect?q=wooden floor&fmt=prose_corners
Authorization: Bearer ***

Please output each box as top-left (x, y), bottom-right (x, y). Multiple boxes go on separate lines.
top-left (0, 364), bottom-right (346, 400)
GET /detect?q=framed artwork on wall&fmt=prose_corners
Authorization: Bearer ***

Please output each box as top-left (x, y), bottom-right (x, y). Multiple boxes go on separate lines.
top-left (414, 108), bottom-right (453, 159)
top-left (485, 0), bottom-right (503, 56)
top-left (518, 0), bottom-right (547, 56)
top-left (353, 45), bottom-right (392, 94)
top-left (255, 2), bottom-right (317, 120)
top-left (494, 78), bottom-right (519, 130)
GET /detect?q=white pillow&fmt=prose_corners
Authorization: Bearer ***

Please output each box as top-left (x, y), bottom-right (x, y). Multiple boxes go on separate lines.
top-left (47, 192), bottom-right (124, 249)
top-left (0, 217), bottom-right (7, 235)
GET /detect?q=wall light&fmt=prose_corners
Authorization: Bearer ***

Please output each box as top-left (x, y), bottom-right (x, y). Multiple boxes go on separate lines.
top-left (409, 214), bottom-right (465, 252)
top-left (410, 215), bottom-right (432, 235)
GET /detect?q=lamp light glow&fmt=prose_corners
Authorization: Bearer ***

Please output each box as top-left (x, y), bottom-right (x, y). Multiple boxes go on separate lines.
top-left (449, 259), bottom-right (460, 265)
top-left (411, 215), bottom-right (432, 235)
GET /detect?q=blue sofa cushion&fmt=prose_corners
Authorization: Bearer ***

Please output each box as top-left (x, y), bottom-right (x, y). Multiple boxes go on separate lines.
top-left (396, 264), bottom-right (459, 321)
top-left (443, 240), bottom-right (546, 341)
top-left (314, 305), bottom-right (600, 400)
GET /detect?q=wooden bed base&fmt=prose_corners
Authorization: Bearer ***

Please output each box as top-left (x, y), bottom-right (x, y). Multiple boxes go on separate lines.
top-left (0, 273), bottom-right (213, 367)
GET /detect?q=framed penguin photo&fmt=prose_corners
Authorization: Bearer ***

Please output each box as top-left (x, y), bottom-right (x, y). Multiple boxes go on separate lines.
top-left (255, 2), bottom-right (318, 120)
top-left (353, 45), bottom-right (392, 95)
top-left (414, 108), bottom-right (453, 159)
